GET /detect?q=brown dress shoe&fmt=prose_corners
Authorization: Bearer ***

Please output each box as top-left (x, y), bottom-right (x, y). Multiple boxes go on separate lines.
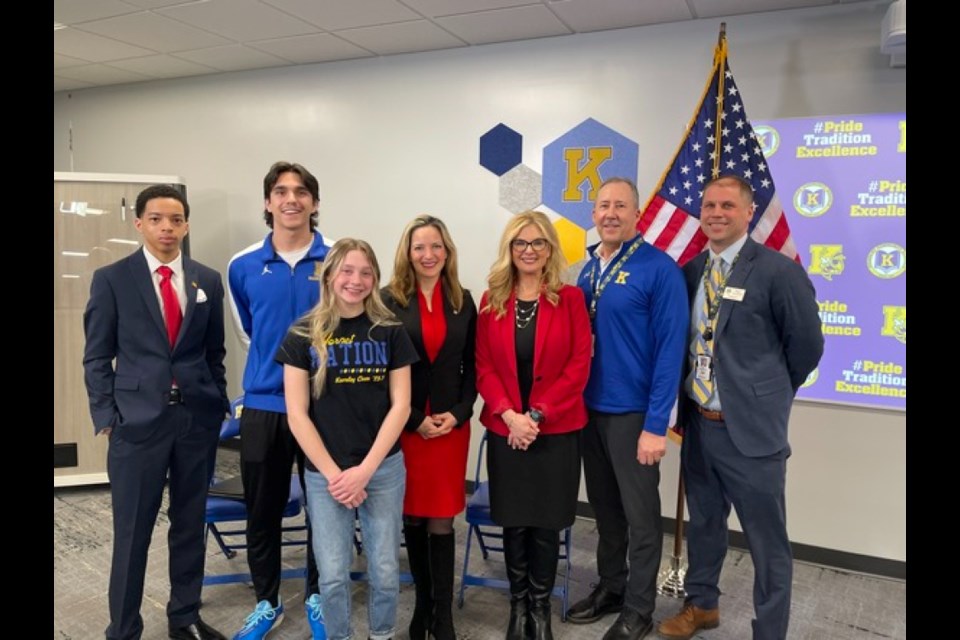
top-left (657, 604), bottom-right (719, 640)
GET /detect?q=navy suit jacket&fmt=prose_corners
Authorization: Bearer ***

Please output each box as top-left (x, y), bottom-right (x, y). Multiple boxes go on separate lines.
top-left (680, 238), bottom-right (824, 457)
top-left (382, 287), bottom-right (478, 432)
top-left (83, 249), bottom-right (229, 443)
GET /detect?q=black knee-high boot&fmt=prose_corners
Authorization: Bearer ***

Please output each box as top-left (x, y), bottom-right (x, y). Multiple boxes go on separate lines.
top-left (428, 532), bottom-right (456, 640)
top-left (404, 523), bottom-right (432, 640)
top-left (503, 527), bottom-right (530, 640)
top-left (526, 527), bottom-right (560, 640)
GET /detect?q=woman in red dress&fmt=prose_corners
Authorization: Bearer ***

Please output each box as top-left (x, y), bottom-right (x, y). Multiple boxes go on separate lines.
top-left (383, 215), bottom-right (477, 640)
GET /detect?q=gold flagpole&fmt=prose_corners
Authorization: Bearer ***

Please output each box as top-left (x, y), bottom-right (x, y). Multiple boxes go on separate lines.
top-left (713, 24), bottom-right (728, 178)
top-left (657, 22), bottom-right (727, 599)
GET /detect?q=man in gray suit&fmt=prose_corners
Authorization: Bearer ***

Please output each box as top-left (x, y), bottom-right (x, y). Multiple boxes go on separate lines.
top-left (84, 184), bottom-right (229, 640)
top-left (658, 175), bottom-right (823, 640)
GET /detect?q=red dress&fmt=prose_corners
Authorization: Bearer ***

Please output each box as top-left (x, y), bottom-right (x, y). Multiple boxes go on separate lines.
top-left (400, 284), bottom-right (471, 517)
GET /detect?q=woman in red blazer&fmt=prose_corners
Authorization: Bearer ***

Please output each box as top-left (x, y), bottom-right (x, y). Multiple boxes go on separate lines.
top-left (476, 210), bottom-right (592, 640)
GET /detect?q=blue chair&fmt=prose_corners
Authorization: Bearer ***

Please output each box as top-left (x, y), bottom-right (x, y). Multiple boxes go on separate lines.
top-left (456, 430), bottom-right (573, 620)
top-left (203, 397), bottom-right (309, 586)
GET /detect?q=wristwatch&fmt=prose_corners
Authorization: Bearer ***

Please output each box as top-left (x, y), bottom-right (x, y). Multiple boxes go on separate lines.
top-left (528, 408), bottom-right (545, 424)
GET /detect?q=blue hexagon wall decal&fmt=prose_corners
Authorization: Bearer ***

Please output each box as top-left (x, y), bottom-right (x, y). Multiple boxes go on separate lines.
top-left (542, 118), bottom-right (639, 230)
top-left (480, 123), bottom-right (522, 177)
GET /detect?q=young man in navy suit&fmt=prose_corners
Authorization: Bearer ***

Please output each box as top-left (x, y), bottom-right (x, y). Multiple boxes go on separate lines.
top-left (83, 184), bottom-right (230, 640)
top-left (658, 175), bottom-right (824, 640)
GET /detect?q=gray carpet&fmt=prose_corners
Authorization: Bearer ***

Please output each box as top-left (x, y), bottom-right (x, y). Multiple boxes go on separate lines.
top-left (54, 448), bottom-right (905, 640)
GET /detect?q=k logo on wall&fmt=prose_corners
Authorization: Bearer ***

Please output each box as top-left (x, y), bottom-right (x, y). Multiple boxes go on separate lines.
top-left (478, 118), bottom-right (637, 266)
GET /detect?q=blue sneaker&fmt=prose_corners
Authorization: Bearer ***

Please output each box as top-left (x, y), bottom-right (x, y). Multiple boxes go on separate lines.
top-left (305, 594), bottom-right (327, 640)
top-left (232, 599), bottom-right (284, 639)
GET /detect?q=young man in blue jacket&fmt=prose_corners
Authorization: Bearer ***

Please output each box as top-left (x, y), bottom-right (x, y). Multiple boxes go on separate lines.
top-left (227, 162), bottom-right (333, 640)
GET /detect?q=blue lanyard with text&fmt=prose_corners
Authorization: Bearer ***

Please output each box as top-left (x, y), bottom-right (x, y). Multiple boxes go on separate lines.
top-left (587, 234), bottom-right (644, 320)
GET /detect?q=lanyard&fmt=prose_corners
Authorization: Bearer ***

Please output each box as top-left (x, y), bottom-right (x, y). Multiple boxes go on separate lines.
top-left (587, 235), bottom-right (644, 320)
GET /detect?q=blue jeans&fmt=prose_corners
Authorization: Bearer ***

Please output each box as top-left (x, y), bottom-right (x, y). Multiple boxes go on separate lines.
top-left (305, 452), bottom-right (405, 640)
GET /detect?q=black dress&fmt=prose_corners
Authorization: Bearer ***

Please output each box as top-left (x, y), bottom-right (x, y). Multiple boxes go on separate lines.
top-left (487, 299), bottom-right (582, 530)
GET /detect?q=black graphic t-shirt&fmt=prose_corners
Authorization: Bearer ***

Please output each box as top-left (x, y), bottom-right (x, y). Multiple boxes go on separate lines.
top-left (276, 313), bottom-right (418, 471)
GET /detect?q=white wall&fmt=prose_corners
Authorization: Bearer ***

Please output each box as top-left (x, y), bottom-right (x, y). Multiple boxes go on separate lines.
top-left (54, 1), bottom-right (906, 562)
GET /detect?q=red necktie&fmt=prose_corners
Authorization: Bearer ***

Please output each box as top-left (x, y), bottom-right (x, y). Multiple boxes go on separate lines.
top-left (157, 266), bottom-right (182, 349)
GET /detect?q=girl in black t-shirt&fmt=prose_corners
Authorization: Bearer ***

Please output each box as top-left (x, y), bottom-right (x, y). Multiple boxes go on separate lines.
top-left (278, 238), bottom-right (417, 640)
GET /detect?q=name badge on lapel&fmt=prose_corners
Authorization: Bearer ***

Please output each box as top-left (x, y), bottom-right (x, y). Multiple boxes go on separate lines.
top-left (722, 287), bottom-right (745, 302)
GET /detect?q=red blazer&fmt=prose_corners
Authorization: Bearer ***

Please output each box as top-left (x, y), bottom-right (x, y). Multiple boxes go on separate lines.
top-left (476, 284), bottom-right (591, 437)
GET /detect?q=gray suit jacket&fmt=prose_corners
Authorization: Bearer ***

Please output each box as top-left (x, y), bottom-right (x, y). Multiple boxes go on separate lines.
top-left (83, 249), bottom-right (229, 443)
top-left (680, 238), bottom-right (824, 457)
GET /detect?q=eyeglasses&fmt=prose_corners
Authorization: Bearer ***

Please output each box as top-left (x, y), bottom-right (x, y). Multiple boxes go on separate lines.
top-left (511, 238), bottom-right (549, 252)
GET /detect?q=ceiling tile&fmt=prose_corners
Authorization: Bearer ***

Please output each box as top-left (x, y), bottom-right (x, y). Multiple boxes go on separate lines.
top-left (52, 0), bottom-right (877, 91)
top-left (55, 27), bottom-right (157, 62)
top-left (55, 75), bottom-right (95, 91)
top-left (54, 63), bottom-right (155, 85)
top-left (54, 53), bottom-right (92, 69)
top-left (174, 44), bottom-right (291, 72)
top-left (336, 20), bottom-right (467, 55)
top-left (689, 0), bottom-right (833, 19)
top-left (249, 33), bottom-right (375, 64)
top-left (107, 54), bottom-right (220, 78)
top-left (158, 0), bottom-right (319, 41)
top-left (54, 0), bottom-right (140, 25)
top-left (402, 0), bottom-right (538, 18)
top-left (548, 0), bottom-right (693, 32)
top-left (263, 0), bottom-right (421, 30)
top-left (73, 12), bottom-right (232, 53)
top-left (437, 5), bottom-right (571, 45)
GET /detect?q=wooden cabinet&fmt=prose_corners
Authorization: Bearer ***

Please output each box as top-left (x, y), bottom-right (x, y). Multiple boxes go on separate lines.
top-left (54, 173), bottom-right (186, 487)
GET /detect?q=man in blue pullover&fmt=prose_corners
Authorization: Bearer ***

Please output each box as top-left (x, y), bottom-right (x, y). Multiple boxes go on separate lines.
top-left (227, 162), bottom-right (333, 640)
top-left (569, 177), bottom-right (689, 640)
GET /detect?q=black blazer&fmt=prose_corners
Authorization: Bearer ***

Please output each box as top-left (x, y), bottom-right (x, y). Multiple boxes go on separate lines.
top-left (382, 286), bottom-right (478, 432)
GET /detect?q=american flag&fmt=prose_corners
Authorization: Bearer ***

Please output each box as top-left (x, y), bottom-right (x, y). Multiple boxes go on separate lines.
top-left (639, 33), bottom-right (798, 267)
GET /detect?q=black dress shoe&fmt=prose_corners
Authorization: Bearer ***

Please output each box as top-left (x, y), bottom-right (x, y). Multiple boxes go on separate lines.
top-left (601, 608), bottom-right (653, 640)
top-left (566, 585), bottom-right (625, 624)
top-left (168, 617), bottom-right (227, 640)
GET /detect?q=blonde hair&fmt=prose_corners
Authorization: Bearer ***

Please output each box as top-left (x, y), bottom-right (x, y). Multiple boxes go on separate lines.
top-left (482, 210), bottom-right (567, 319)
top-left (386, 215), bottom-right (465, 312)
top-left (294, 238), bottom-right (398, 397)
